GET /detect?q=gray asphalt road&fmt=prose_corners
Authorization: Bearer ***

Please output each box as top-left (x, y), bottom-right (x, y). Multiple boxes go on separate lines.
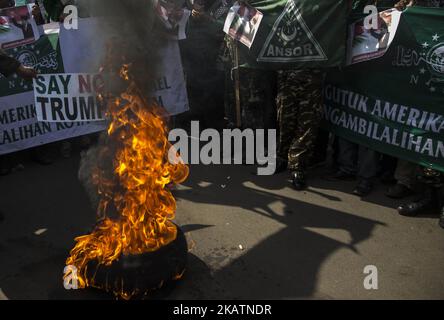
top-left (0, 155), bottom-right (443, 299)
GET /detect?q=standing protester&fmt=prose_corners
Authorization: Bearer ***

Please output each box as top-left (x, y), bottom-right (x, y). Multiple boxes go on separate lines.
top-left (0, 0), bottom-right (38, 175)
top-left (330, 2), bottom-right (375, 197)
top-left (41, 0), bottom-right (90, 22)
top-left (0, 49), bottom-right (37, 175)
top-left (398, 168), bottom-right (444, 229)
top-left (179, 0), bottom-right (226, 130)
top-left (223, 36), bottom-right (277, 131)
top-left (333, 138), bottom-right (381, 196)
top-left (392, 0), bottom-right (444, 229)
top-left (276, 69), bottom-right (325, 190)
top-left (386, 160), bottom-right (417, 199)
top-left (42, 0), bottom-right (67, 21)
top-left (330, 0), bottom-right (402, 197)
top-left (220, 0), bottom-right (276, 131)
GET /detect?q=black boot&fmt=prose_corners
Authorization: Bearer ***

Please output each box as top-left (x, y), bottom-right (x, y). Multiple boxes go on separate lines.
top-left (397, 187), bottom-right (434, 217)
top-left (291, 170), bottom-right (307, 191)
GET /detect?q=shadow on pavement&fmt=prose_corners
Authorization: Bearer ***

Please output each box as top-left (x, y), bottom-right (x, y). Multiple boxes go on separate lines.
top-left (0, 156), bottom-right (385, 299)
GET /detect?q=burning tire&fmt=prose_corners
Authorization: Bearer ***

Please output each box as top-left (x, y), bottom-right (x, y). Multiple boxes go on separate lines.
top-left (85, 224), bottom-right (187, 299)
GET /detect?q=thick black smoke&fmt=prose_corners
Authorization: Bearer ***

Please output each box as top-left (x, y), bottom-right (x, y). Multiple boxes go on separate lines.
top-left (76, 0), bottom-right (163, 212)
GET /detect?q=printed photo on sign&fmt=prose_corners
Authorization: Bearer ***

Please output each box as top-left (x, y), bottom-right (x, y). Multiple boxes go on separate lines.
top-left (347, 9), bottom-right (401, 65)
top-left (33, 73), bottom-right (106, 123)
top-left (0, 5), bottom-right (40, 49)
top-left (223, 1), bottom-right (263, 49)
top-left (155, 0), bottom-right (190, 40)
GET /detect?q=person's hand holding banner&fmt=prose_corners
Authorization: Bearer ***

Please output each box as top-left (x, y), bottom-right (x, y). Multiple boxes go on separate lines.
top-left (16, 64), bottom-right (37, 80)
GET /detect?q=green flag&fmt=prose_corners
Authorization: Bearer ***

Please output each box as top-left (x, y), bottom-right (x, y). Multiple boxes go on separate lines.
top-left (325, 7), bottom-right (444, 172)
top-left (0, 35), bottom-right (64, 97)
top-left (232, 0), bottom-right (348, 69)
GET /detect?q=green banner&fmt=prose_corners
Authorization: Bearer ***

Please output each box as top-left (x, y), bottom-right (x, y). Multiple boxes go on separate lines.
top-left (325, 7), bottom-right (444, 172)
top-left (0, 35), bottom-right (64, 97)
top-left (237, 0), bottom-right (348, 69)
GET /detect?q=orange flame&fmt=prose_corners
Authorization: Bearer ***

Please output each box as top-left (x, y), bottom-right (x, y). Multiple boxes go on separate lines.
top-left (65, 64), bottom-right (189, 291)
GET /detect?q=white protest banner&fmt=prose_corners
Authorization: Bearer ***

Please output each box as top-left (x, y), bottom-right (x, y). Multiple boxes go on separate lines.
top-left (59, 18), bottom-right (189, 115)
top-left (33, 73), bottom-right (105, 122)
top-left (0, 5), bottom-right (40, 49)
top-left (59, 18), bottom-right (109, 73)
top-left (346, 9), bottom-right (401, 65)
top-left (1, 16), bottom-right (189, 155)
top-left (152, 38), bottom-right (189, 115)
top-left (0, 91), bottom-right (106, 155)
top-left (223, 1), bottom-right (263, 49)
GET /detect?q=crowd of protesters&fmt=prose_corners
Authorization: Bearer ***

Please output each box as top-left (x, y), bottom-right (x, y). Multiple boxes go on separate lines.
top-left (179, 0), bottom-right (444, 229)
top-left (0, 0), bottom-right (443, 229)
top-left (0, 0), bottom-right (95, 175)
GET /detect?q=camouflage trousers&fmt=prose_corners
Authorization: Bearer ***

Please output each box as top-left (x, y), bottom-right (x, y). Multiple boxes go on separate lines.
top-left (277, 69), bottom-right (324, 171)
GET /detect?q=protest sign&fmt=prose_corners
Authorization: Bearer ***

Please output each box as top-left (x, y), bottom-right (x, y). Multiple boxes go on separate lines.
top-left (33, 73), bottom-right (105, 122)
top-left (1, 16), bottom-right (189, 155)
top-left (223, 1), bottom-right (263, 49)
top-left (151, 38), bottom-right (189, 115)
top-left (0, 29), bottom-right (106, 155)
top-left (346, 9), bottom-right (401, 65)
top-left (155, 0), bottom-right (190, 40)
top-left (59, 18), bottom-right (108, 74)
top-left (0, 91), bottom-right (106, 155)
top-left (59, 18), bottom-right (189, 115)
top-left (0, 5), bottom-right (40, 49)
top-left (325, 7), bottom-right (444, 173)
